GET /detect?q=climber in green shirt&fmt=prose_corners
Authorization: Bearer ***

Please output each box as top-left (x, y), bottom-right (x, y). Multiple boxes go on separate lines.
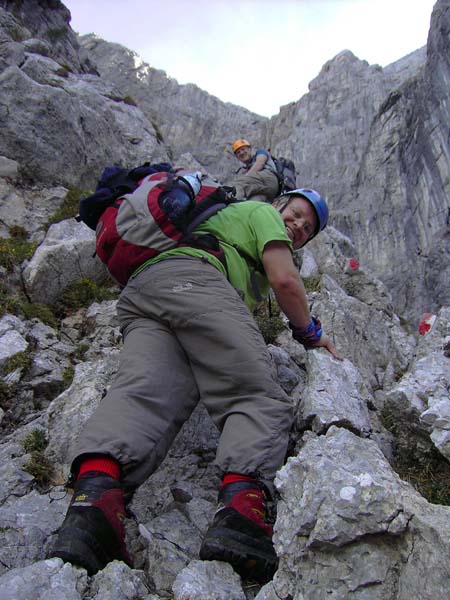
top-left (50, 187), bottom-right (341, 584)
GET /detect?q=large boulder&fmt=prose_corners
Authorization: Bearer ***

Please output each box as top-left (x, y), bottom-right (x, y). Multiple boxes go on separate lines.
top-left (264, 427), bottom-right (450, 600)
top-left (22, 219), bottom-right (108, 303)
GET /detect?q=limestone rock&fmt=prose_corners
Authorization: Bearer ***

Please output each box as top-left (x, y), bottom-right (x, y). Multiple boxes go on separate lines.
top-left (0, 0), bottom-right (90, 74)
top-left (0, 558), bottom-right (87, 600)
top-left (301, 227), bottom-right (416, 392)
top-left (270, 427), bottom-right (450, 600)
top-left (383, 307), bottom-right (450, 460)
top-left (296, 353), bottom-right (372, 436)
top-left (0, 63), bottom-right (165, 188)
top-left (46, 351), bottom-right (121, 469)
top-left (0, 439), bottom-right (35, 505)
top-left (141, 509), bottom-right (202, 595)
top-left (27, 321), bottom-right (75, 401)
top-left (0, 180), bottom-right (68, 240)
top-left (0, 328), bottom-right (28, 364)
top-left (0, 489), bottom-right (69, 574)
top-left (0, 5), bottom-right (168, 188)
top-left (0, 156), bottom-right (19, 179)
top-left (22, 218), bottom-right (108, 304)
top-left (89, 561), bottom-right (158, 599)
top-left (173, 560), bottom-right (246, 600)
top-left (83, 300), bottom-right (121, 357)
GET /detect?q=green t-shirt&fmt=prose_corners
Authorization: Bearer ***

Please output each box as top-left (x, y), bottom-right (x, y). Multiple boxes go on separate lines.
top-left (133, 201), bottom-right (293, 311)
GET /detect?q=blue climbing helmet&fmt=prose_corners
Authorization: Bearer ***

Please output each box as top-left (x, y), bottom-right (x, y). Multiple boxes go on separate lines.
top-left (279, 188), bottom-right (328, 238)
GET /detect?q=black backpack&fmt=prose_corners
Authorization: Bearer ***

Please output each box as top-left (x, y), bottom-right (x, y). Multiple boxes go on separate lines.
top-left (272, 156), bottom-right (297, 194)
top-left (77, 161), bottom-right (174, 230)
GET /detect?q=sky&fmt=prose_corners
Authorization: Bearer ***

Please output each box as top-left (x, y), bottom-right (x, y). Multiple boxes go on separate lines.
top-left (63, 0), bottom-right (436, 118)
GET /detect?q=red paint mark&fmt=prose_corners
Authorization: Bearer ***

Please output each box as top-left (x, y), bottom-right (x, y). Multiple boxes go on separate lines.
top-left (418, 313), bottom-right (437, 335)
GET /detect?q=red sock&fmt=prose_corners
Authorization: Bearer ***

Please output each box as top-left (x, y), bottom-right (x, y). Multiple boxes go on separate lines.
top-left (77, 455), bottom-right (120, 480)
top-left (221, 473), bottom-right (256, 488)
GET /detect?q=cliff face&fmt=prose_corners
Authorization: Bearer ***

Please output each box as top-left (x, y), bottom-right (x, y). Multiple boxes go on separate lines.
top-left (265, 2), bottom-right (449, 324)
top-left (0, 2), bottom-right (449, 599)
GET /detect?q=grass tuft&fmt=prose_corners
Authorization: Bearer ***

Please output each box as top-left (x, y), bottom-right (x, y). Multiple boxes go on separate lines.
top-left (53, 278), bottom-right (115, 317)
top-left (45, 187), bottom-right (87, 229)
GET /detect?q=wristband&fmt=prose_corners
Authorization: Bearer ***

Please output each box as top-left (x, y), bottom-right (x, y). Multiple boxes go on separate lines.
top-left (289, 316), bottom-right (322, 347)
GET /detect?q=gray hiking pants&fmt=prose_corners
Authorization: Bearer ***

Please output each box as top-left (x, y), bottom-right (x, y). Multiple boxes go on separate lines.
top-left (232, 170), bottom-right (280, 203)
top-left (71, 258), bottom-right (293, 491)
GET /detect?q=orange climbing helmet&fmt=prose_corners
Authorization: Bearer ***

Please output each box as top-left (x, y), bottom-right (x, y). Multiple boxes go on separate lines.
top-left (232, 139), bottom-right (251, 154)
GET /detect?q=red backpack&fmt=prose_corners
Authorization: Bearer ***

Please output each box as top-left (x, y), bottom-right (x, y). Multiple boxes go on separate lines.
top-left (91, 171), bottom-right (236, 286)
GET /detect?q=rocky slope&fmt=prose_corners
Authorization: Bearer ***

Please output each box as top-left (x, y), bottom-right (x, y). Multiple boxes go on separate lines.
top-left (0, 1), bottom-right (449, 599)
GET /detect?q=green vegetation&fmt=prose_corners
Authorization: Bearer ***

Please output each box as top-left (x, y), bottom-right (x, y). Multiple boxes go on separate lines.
top-left (9, 226), bottom-right (27, 239)
top-left (106, 93), bottom-right (138, 107)
top-left (0, 283), bottom-right (58, 327)
top-left (46, 27), bottom-right (66, 43)
top-left (1, 275), bottom-right (116, 329)
top-left (11, 300), bottom-right (57, 327)
top-left (45, 187), bottom-right (86, 229)
top-left (0, 380), bottom-right (13, 411)
top-left (74, 343), bottom-right (90, 361)
top-left (393, 450), bottom-right (450, 506)
top-left (150, 119), bottom-right (165, 144)
top-left (54, 278), bottom-right (115, 317)
top-left (380, 405), bottom-right (396, 431)
top-left (22, 429), bottom-right (54, 487)
top-left (254, 299), bottom-right (285, 345)
top-left (62, 365), bottom-right (75, 389)
top-left (23, 453), bottom-right (54, 486)
top-left (55, 67), bottom-right (70, 78)
top-left (123, 95), bottom-right (138, 107)
top-left (303, 275), bottom-right (322, 293)
top-left (8, 25), bottom-right (26, 43)
top-left (0, 227), bottom-right (37, 271)
top-left (2, 350), bottom-right (32, 376)
top-left (399, 315), bottom-right (415, 336)
top-left (381, 405), bottom-right (450, 506)
top-left (22, 429), bottom-right (47, 453)
top-left (0, 225), bottom-right (54, 324)
top-left (47, 80), bottom-right (65, 90)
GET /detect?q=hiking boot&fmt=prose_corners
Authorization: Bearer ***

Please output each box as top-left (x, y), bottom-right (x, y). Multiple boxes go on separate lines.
top-left (49, 472), bottom-right (133, 575)
top-left (199, 480), bottom-right (278, 583)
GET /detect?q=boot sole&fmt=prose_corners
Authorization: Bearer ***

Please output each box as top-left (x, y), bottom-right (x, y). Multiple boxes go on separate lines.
top-left (200, 525), bottom-right (278, 582)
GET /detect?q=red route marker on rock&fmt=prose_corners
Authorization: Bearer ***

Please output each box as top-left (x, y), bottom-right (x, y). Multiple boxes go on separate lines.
top-left (418, 313), bottom-right (437, 335)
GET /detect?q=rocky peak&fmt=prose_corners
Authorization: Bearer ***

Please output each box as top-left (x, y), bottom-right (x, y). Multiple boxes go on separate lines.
top-left (311, 49), bottom-right (380, 89)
